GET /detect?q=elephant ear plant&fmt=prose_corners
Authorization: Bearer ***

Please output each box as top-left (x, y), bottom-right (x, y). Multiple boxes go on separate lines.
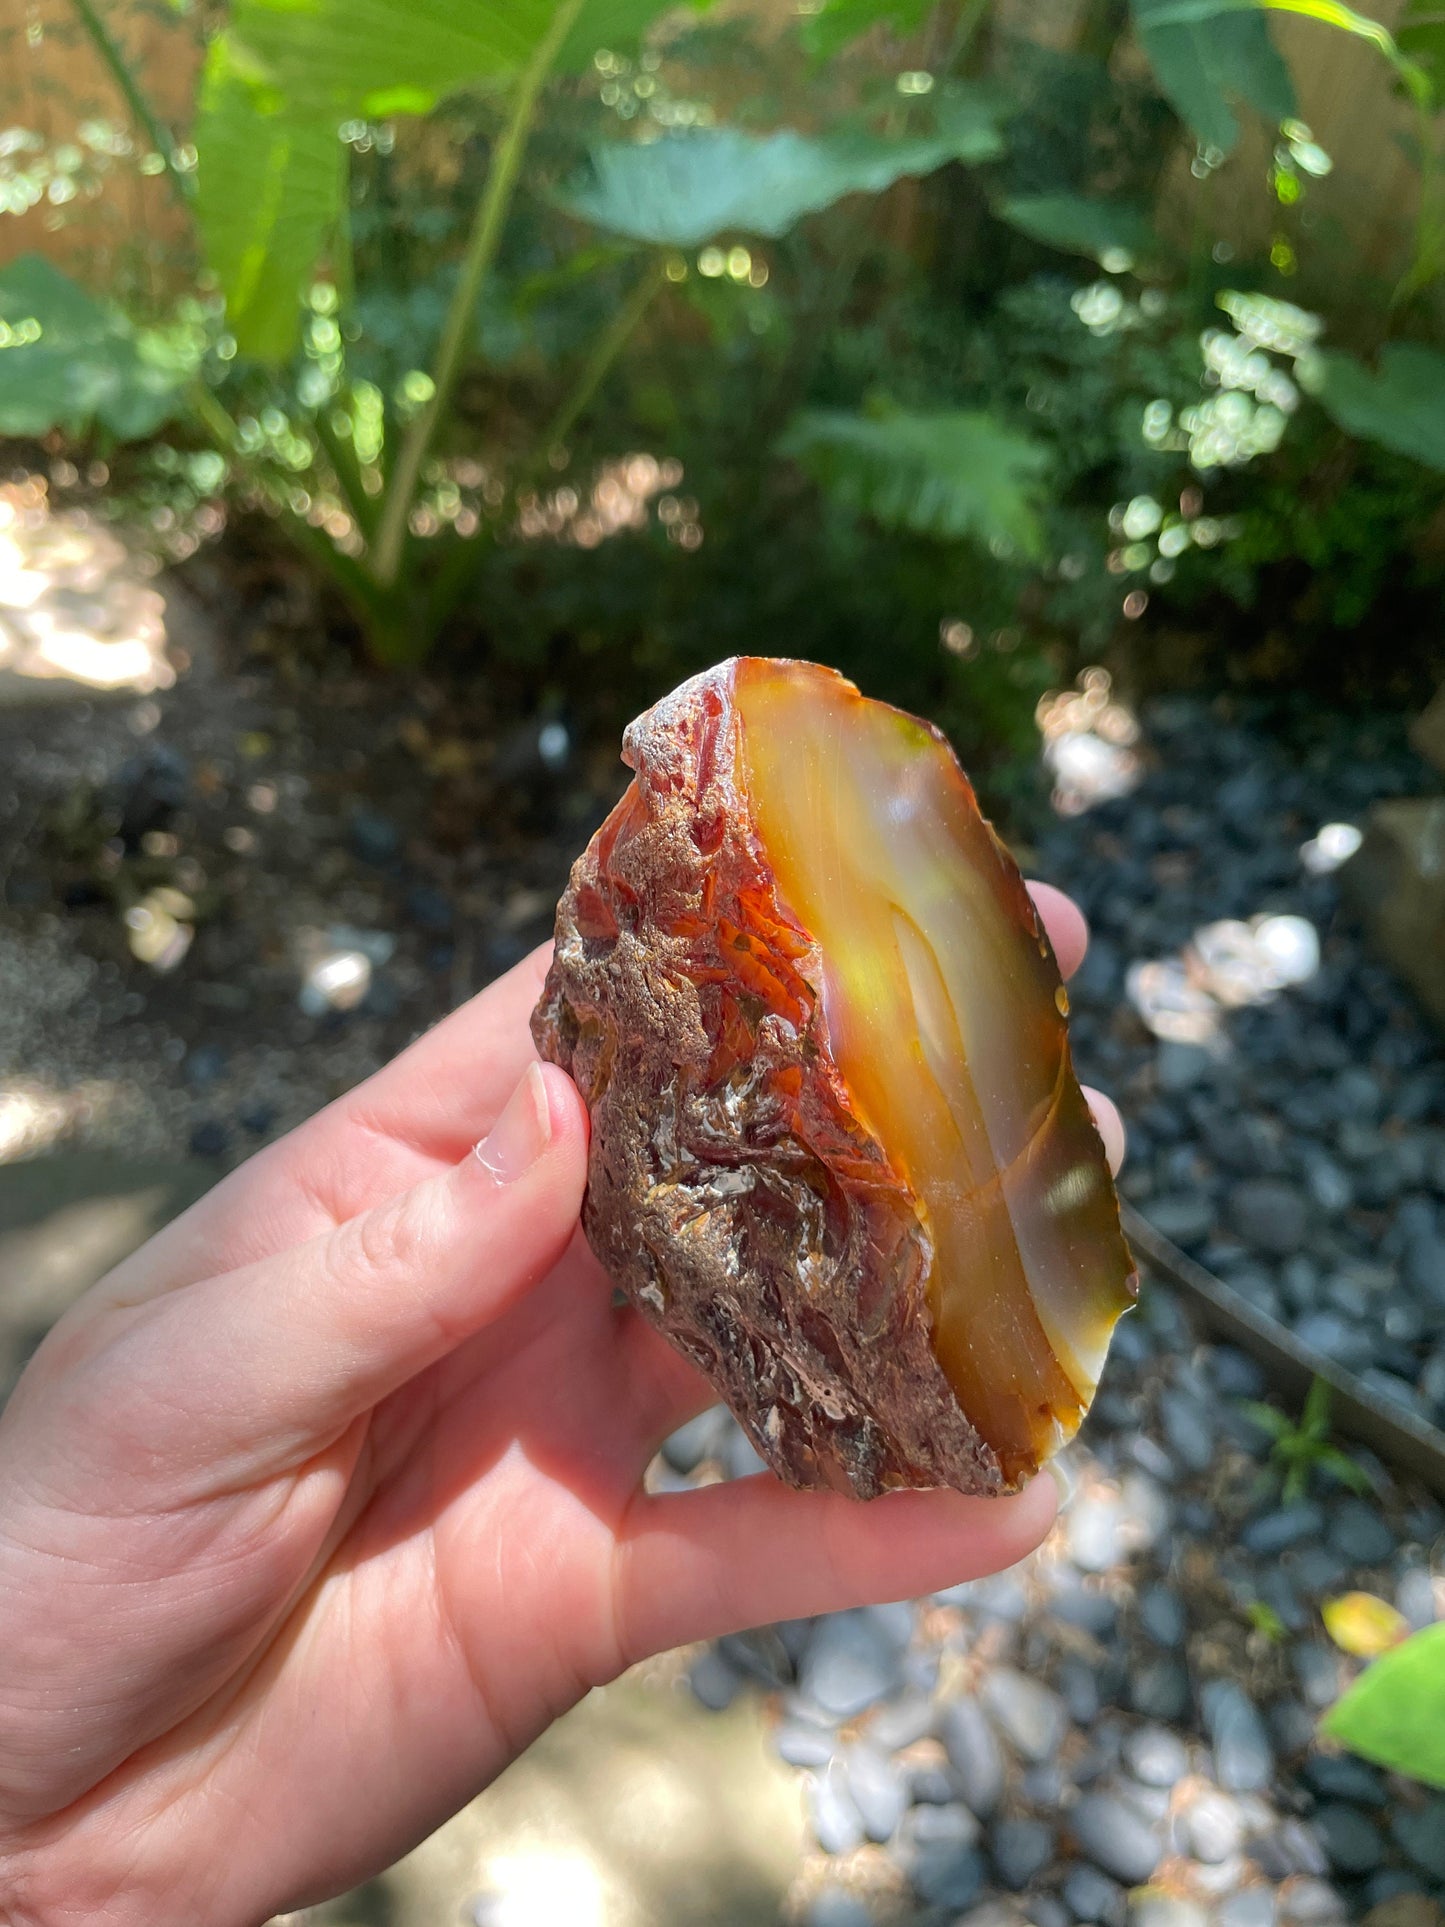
top-left (2, 0), bottom-right (1033, 667)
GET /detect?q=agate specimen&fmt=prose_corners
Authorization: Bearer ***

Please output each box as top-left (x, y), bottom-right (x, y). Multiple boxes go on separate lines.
top-left (532, 658), bottom-right (1137, 1498)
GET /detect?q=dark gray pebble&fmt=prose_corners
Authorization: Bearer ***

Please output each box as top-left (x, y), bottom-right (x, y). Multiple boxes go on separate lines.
top-left (688, 1649), bottom-right (741, 1711)
top-left (1067, 1793), bottom-right (1163, 1885)
top-left (942, 1696), bottom-right (1005, 1817)
top-left (1129, 1658), bottom-right (1192, 1723)
top-left (992, 1816), bottom-right (1056, 1890)
top-left (1202, 1679), bottom-right (1275, 1792)
top-left (1309, 1802), bottom-right (1386, 1874)
top-left (1138, 1585), bottom-right (1187, 1648)
top-left (1062, 1863), bottom-right (1127, 1926)
top-left (801, 1613), bottom-right (902, 1720)
top-left (981, 1667), bottom-right (1069, 1764)
top-left (1392, 1800), bottom-right (1445, 1880)
top-left (1327, 1497), bottom-right (1397, 1567)
top-left (1216, 1890), bottom-right (1278, 1927)
top-left (1241, 1502), bottom-right (1325, 1556)
top-left (1124, 1725), bottom-right (1190, 1788)
top-left (843, 1743), bottom-right (908, 1844)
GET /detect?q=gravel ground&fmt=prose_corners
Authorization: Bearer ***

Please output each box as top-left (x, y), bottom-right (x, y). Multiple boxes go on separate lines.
top-left (653, 688), bottom-right (1445, 1927)
top-left (662, 1275), bottom-right (1445, 1927)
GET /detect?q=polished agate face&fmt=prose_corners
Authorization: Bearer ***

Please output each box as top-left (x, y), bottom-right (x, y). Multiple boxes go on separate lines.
top-left (533, 658), bottom-right (1137, 1498)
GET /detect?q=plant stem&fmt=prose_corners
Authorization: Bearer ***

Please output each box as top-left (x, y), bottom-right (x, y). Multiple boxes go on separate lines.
top-left (313, 407), bottom-right (378, 539)
top-left (370, 0), bottom-right (587, 588)
top-left (68, 0), bottom-right (193, 206)
top-left (527, 258), bottom-right (666, 481)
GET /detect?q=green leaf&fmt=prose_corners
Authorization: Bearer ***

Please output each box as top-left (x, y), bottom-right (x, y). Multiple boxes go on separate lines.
top-left (221, 0), bottom-right (698, 125)
top-left (556, 93), bottom-right (1006, 247)
top-left (1399, 0), bottom-right (1445, 96)
top-left (0, 254), bottom-right (188, 439)
top-left (996, 194), bottom-right (1161, 268)
top-left (778, 405), bottom-right (1052, 554)
top-left (1322, 1621), bottom-right (1445, 1788)
top-left (195, 39), bottom-right (347, 362)
top-left (1130, 0), bottom-right (1297, 151)
top-left (1315, 345), bottom-right (1445, 472)
top-left (800, 0), bottom-right (937, 62)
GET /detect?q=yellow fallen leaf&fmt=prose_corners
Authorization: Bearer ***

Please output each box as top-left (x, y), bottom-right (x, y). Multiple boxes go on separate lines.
top-left (1322, 1591), bottom-right (1409, 1659)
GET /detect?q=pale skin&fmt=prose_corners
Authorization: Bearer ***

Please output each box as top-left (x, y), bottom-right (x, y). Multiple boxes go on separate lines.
top-left (0, 885), bottom-right (1123, 1927)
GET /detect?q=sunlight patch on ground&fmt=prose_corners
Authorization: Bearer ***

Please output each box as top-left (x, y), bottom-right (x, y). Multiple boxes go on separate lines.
top-left (0, 1077), bottom-right (128, 1165)
top-left (1036, 667), bottom-right (1143, 816)
top-left (0, 477), bottom-right (174, 701)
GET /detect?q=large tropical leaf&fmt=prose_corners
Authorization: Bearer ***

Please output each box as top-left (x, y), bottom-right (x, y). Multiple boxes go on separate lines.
top-left (222, 0), bottom-right (697, 124)
top-left (556, 93), bottom-right (1006, 247)
top-left (778, 405), bottom-right (1052, 554)
top-left (195, 41), bottom-right (347, 363)
top-left (801, 0), bottom-right (936, 62)
top-left (996, 194), bottom-right (1162, 268)
top-left (1399, 0), bottom-right (1445, 96)
top-left (1321, 1621), bottom-right (1445, 1788)
top-left (1315, 344), bottom-right (1445, 471)
top-left (1130, 0), bottom-right (1297, 152)
top-left (0, 254), bottom-right (188, 439)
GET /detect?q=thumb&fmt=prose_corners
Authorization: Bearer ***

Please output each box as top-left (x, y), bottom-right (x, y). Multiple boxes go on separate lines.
top-left (119, 1062), bottom-right (589, 1474)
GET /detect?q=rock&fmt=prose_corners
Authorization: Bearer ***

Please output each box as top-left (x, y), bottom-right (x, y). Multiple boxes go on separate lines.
top-left (662, 1407), bottom-right (729, 1473)
top-left (1394, 1564), bottom-right (1441, 1626)
top-left (1125, 1725), bottom-right (1190, 1788)
top-left (689, 1649), bottom-right (742, 1711)
top-left (1129, 1657), bottom-right (1191, 1723)
top-left (991, 1816), bottom-right (1055, 1890)
top-left (1157, 1041), bottom-right (1216, 1092)
top-left (1402, 1236), bottom-right (1445, 1305)
top-left (1202, 1680), bottom-right (1274, 1792)
top-left (1230, 1179), bottom-right (1310, 1256)
top-left (777, 1721), bottom-right (835, 1768)
top-left (867, 1691), bottom-right (936, 1751)
top-left (1059, 1657), bottom-right (1102, 1726)
top-left (907, 1838), bottom-right (987, 1910)
top-left (941, 1696), bottom-right (1005, 1817)
top-left (1277, 1876), bottom-right (1350, 1922)
top-left (1311, 1802), bottom-right (1386, 1874)
top-left (842, 1744), bottom-right (907, 1844)
top-left (1138, 1584), bottom-right (1187, 1647)
top-left (1063, 1864), bottom-right (1127, 1926)
top-left (1342, 799), bottom-right (1445, 1032)
top-left (1161, 1398), bottom-right (1215, 1472)
top-left (1241, 1503), bottom-right (1326, 1556)
top-left (1327, 1498), bottom-right (1397, 1567)
top-left (1303, 1754), bottom-right (1387, 1808)
top-left (1217, 1891), bottom-right (1278, 1927)
top-left (805, 1890), bottom-right (876, 1927)
top-left (1026, 1898), bottom-right (1073, 1927)
top-left (808, 1761), bottom-right (866, 1855)
top-left (980, 1668), bottom-right (1069, 1764)
top-left (1069, 1496), bottom-right (1125, 1573)
top-left (1183, 1788), bottom-right (1245, 1863)
top-left (1128, 1900), bottom-right (1209, 1927)
top-left (1392, 1801), bottom-right (1445, 1880)
top-left (1068, 1793), bottom-right (1164, 1885)
top-left (1147, 1192), bottom-right (1217, 1246)
top-left (1022, 1762), bottom-right (1065, 1807)
top-left (800, 1614), bottom-right (902, 1720)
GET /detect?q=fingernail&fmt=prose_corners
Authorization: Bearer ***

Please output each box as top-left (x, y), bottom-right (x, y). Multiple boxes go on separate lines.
top-left (474, 1062), bottom-right (552, 1182)
top-left (1045, 1455), bottom-right (1077, 1512)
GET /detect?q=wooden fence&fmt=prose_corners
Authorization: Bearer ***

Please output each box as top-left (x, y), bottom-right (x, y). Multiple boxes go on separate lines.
top-left (0, 0), bottom-right (1426, 304)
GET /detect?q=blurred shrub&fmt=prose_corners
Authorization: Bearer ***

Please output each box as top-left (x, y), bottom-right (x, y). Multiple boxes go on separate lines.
top-left (1, 0), bottom-right (1444, 775)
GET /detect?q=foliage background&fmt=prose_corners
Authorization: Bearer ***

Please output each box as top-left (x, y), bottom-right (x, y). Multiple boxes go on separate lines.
top-left (1, 0), bottom-right (1444, 802)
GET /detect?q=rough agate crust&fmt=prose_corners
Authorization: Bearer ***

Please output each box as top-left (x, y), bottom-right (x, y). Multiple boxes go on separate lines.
top-left (531, 658), bottom-right (1138, 1499)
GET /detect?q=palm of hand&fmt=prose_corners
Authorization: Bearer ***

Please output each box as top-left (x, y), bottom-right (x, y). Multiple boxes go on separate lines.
top-left (0, 923), bottom-right (1089, 1924)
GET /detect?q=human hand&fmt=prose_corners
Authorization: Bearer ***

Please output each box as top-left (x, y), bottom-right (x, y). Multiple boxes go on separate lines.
top-left (0, 884), bottom-right (1119, 1927)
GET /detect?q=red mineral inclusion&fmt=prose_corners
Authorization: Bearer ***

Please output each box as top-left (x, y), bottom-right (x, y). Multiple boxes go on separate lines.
top-left (533, 658), bottom-right (1138, 1497)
